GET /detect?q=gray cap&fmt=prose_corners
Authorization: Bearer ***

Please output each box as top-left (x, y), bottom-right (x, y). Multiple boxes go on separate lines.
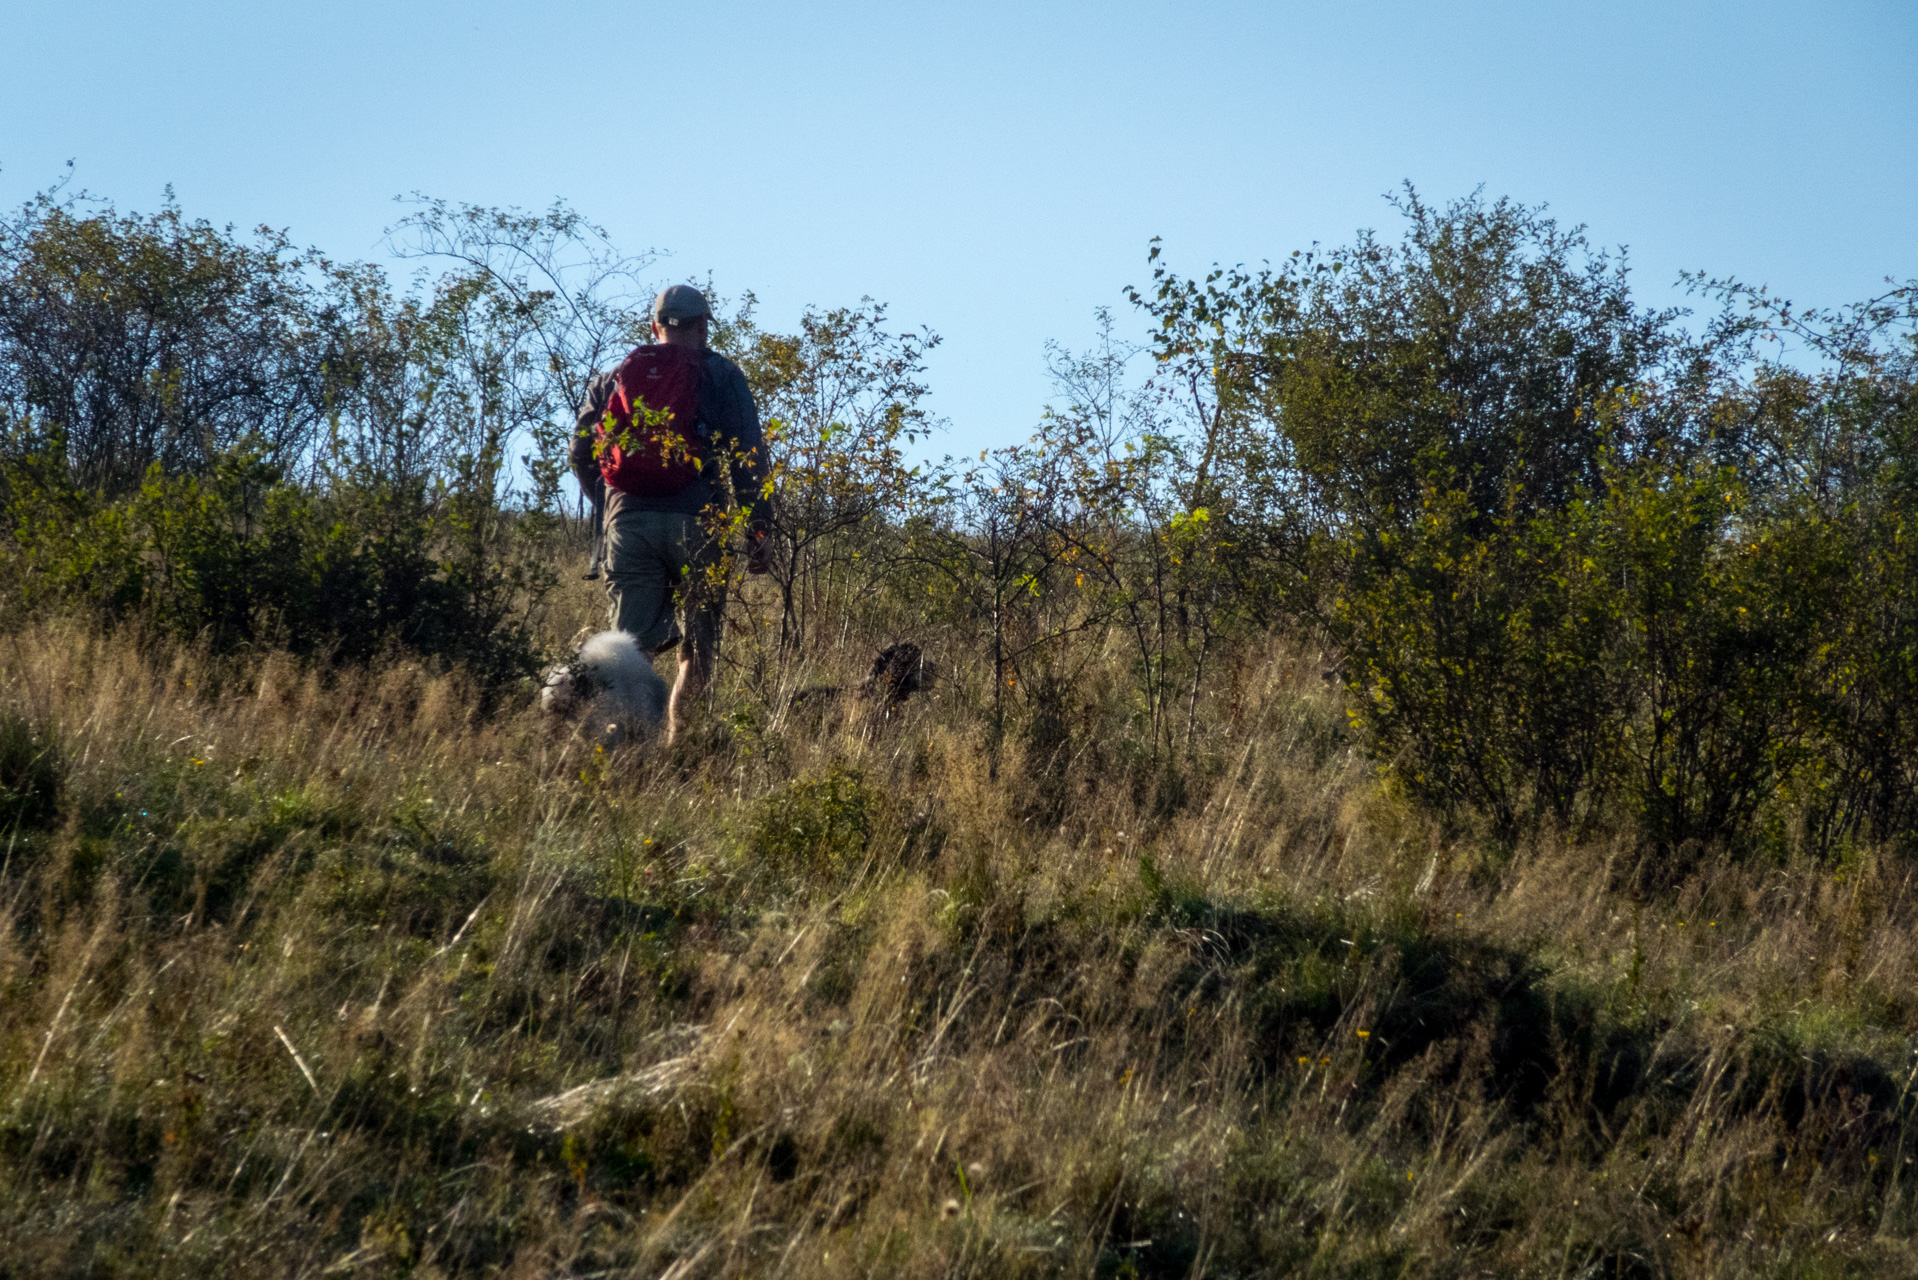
top-left (653, 284), bottom-right (712, 325)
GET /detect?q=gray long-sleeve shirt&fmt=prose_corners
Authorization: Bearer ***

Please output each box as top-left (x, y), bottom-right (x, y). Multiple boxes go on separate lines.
top-left (572, 347), bottom-right (770, 528)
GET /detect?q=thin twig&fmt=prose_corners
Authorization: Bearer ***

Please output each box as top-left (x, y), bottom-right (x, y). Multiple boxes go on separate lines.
top-left (273, 1023), bottom-right (320, 1095)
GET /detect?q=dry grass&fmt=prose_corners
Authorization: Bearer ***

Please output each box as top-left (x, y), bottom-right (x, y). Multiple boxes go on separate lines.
top-left (3, 582), bottom-right (1917, 1278)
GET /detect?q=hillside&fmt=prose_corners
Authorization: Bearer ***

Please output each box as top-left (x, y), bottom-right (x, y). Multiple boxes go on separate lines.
top-left (3, 183), bottom-right (1916, 1278)
top-left (3, 582), bottom-right (1917, 1277)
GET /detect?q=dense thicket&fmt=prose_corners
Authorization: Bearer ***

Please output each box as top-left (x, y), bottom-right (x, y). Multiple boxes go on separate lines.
top-left (1130, 190), bottom-right (1917, 859)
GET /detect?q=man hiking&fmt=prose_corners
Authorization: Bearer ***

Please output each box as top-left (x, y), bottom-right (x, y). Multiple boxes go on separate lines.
top-left (571, 284), bottom-right (771, 744)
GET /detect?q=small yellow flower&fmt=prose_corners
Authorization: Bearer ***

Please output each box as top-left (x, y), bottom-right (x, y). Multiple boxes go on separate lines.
top-left (1356, 1029), bottom-right (1370, 1039)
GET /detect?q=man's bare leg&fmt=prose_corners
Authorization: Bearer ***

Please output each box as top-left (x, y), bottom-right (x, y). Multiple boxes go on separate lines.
top-left (666, 649), bottom-right (712, 746)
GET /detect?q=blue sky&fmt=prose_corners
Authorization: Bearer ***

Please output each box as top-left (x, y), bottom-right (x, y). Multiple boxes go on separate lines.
top-left (4, 0), bottom-right (1913, 452)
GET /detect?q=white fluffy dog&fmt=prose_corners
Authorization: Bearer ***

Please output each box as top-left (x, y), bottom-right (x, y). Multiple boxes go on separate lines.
top-left (539, 630), bottom-right (668, 742)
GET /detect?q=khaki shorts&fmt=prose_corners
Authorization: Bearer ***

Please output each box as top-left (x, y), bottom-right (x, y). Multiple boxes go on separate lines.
top-left (603, 507), bottom-right (724, 659)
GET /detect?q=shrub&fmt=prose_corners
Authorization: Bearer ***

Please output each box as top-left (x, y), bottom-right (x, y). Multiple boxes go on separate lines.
top-left (0, 193), bottom-right (325, 494)
top-left (0, 442), bottom-right (545, 682)
top-left (1335, 477), bottom-right (1624, 839)
top-left (1602, 457), bottom-right (1844, 856)
top-left (745, 766), bottom-right (882, 878)
top-left (1336, 449), bottom-right (1855, 856)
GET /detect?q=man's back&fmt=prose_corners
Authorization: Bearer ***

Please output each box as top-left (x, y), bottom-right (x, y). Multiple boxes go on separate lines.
top-left (574, 346), bottom-right (767, 521)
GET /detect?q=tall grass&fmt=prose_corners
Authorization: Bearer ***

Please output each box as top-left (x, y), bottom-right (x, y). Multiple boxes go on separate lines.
top-left (2, 571), bottom-right (1917, 1278)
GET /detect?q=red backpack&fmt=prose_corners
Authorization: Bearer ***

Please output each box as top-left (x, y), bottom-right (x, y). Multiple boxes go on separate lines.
top-left (596, 344), bottom-right (707, 497)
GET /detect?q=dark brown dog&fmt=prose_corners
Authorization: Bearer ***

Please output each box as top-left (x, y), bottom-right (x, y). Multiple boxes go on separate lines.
top-left (790, 643), bottom-right (937, 714)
